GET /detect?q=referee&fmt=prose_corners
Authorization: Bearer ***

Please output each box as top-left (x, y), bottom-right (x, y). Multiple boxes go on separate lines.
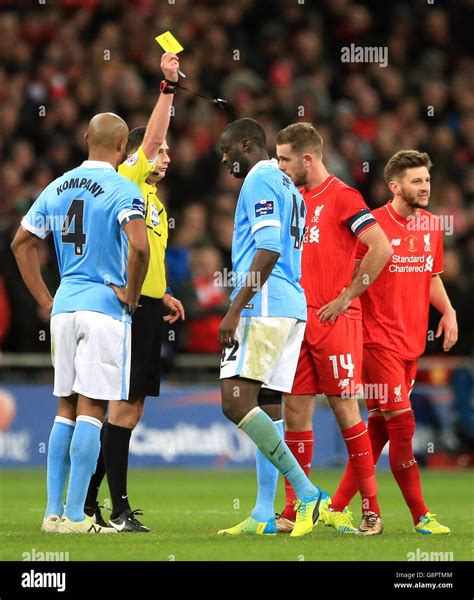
top-left (85, 53), bottom-right (185, 532)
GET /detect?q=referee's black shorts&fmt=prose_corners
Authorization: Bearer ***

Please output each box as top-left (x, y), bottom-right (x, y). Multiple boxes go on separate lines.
top-left (129, 295), bottom-right (165, 398)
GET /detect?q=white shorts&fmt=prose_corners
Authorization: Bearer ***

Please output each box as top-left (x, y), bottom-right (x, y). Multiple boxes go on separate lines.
top-left (51, 311), bottom-right (131, 401)
top-left (219, 317), bottom-right (306, 393)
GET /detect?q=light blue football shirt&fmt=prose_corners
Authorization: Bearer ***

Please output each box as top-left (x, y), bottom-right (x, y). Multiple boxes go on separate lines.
top-left (230, 159), bottom-right (307, 320)
top-left (21, 160), bottom-right (145, 323)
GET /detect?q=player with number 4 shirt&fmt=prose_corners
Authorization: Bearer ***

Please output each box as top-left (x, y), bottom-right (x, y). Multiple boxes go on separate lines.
top-left (275, 123), bottom-right (393, 535)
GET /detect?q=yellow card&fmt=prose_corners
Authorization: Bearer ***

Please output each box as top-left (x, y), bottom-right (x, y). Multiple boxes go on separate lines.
top-left (155, 31), bottom-right (184, 54)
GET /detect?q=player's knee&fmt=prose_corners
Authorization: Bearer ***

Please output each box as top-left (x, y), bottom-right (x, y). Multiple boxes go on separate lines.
top-left (108, 400), bottom-right (141, 430)
top-left (283, 395), bottom-right (313, 431)
top-left (221, 398), bottom-right (240, 424)
top-left (285, 414), bottom-right (312, 431)
top-left (328, 395), bottom-right (360, 429)
top-left (284, 409), bottom-right (305, 431)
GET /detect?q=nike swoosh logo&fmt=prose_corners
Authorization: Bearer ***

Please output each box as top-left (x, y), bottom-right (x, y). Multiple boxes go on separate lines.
top-left (121, 495), bottom-right (128, 499)
top-left (270, 440), bottom-right (282, 456)
top-left (110, 521), bottom-right (126, 532)
top-left (312, 493), bottom-right (323, 524)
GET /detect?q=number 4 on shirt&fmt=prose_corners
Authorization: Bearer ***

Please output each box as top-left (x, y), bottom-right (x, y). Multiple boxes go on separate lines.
top-left (61, 199), bottom-right (87, 256)
top-left (290, 194), bottom-right (305, 249)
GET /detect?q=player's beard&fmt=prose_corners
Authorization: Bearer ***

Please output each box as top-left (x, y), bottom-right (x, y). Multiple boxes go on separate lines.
top-left (291, 164), bottom-right (308, 188)
top-left (400, 187), bottom-right (429, 209)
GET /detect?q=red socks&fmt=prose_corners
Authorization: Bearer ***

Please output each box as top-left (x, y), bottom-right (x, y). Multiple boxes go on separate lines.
top-left (281, 430), bottom-right (313, 520)
top-left (332, 411), bottom-right (428, 524)
top-left (387, 410), bottom-right (428, 524)
top-left (332, 415), bottom-right (388, 511)
top-left (343, 421), bottom-right (380, 514)
top-left (282, 413), bottom-right (427, 524)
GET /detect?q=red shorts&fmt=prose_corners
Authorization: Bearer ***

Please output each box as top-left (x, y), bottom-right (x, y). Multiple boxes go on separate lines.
top-left (291, 308), bottom-right (362, 396)
top-left (363, 346), bottom-right (418, 412)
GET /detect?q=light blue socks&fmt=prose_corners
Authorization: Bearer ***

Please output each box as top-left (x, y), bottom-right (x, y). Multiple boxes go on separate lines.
top-left (251, 418), bottom-right (283, 522)
top-left (45, 416), bottom-right (75, 517)
top-left (63, 416), bottom-right (102, 522)
top-left (239, 408), bottom-right (318, 501)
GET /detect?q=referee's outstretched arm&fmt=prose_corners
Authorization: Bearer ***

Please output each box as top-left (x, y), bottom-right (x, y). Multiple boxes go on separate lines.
top-left (141, 52), bottom-right (180, 161)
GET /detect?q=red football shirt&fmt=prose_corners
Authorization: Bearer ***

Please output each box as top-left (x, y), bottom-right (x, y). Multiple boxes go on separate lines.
top-left (300, 175), bottom-right (377, 318)
top-left (356, 201), bottom-right (444, 359)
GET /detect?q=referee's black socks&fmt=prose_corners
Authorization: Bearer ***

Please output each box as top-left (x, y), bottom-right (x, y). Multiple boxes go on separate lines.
top-left (103, 422), bottom-right (133, 519)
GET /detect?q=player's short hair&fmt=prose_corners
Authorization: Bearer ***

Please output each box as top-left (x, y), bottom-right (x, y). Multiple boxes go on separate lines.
top-left (125, 126), bottom-right (146, 156)
top-left (384, 150), bottom-right (433, 183)
top-left (222, 118), bottom-right (266, 149)
top-left (276, 123), bottom-right (323, 157)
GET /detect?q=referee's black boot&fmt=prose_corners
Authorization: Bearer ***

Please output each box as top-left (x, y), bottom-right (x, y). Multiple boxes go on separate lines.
top-left (84, 504), bottom-right (110, 528)
top-left (108, 508), bottom-right (151, 533)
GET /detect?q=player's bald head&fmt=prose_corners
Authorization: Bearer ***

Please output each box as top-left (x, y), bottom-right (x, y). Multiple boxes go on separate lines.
top-left (86, 113), bottom-right (129, 151)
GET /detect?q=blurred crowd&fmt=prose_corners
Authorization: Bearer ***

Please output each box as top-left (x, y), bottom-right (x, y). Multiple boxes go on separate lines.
top-left (0, 0), bottom-right (473, 355)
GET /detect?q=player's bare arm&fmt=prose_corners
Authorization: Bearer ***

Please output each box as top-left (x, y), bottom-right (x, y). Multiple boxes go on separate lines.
top-left (218, 248), bottom-right (280, 347)
top-left (111, 218), bottom-right (150, 310)
top-left (430, 274), bottom-right (458, 351)
top-left (318, 224), bottom-right (392, 324)
top-left (351, 259), bottom-right (361, 280)
top-left (141, 52), bottom-right (179, 161)
top-left (10, 227), bottom-right (54, 312)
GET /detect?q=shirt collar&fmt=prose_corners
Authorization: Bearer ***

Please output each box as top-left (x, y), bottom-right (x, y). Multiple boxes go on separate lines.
top-left (386, 200), bottom-right (410, 226)
top-left (246, 158), bottom-right (278, 178)
top-left (81, 160), bottom-right (115, 170)
top-left (306, 175), bottom-right (336, 198)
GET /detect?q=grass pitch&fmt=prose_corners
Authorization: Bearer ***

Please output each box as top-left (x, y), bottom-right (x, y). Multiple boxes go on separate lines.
top-left (0, 468), bottom-right (471, 562)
